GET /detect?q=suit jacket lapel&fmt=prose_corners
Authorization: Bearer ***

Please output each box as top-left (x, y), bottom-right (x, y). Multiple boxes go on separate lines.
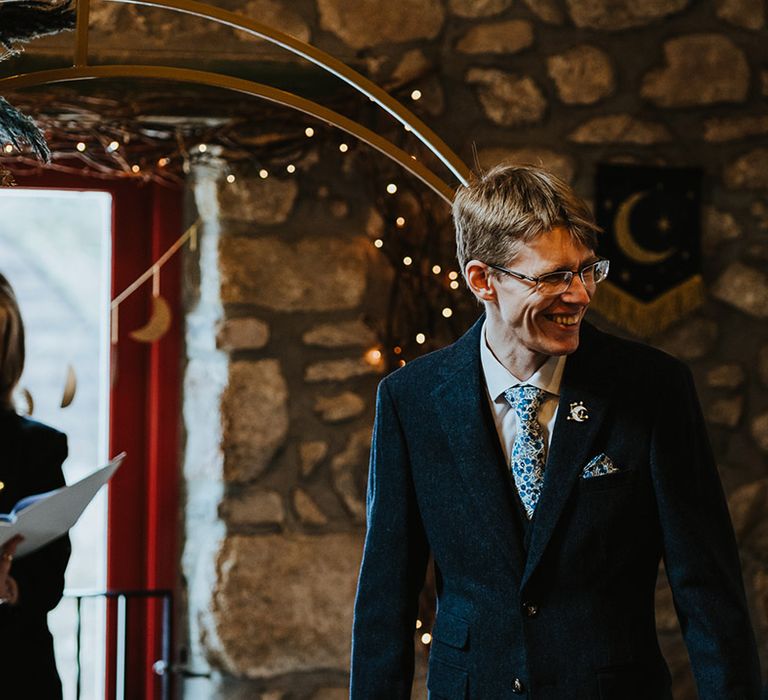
top-left (521, 323), bottom-right (615, 590)
top-left (431, 316), bottom-right (527, 581)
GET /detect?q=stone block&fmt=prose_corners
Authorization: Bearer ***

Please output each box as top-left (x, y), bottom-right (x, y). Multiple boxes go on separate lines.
top-left (300, 441), bottom-right (329, 478)
top-left (706, 395), bottom-right (743, 429)
top-left (222, 488), bottom-right (285, 527)
top-left (293, 488), bottom-right (329, 526)
top-left (331, 428), bottom-right (371, 522)
top-left (456, 21), bottom-right (534, 55)
top-left (522, 0), bottom-right (564, 23)
top-left (641, 35), bottom-right (749, 107)
top-left (314, 392), bottom-right (366, 423)
top-left (476, 147), bottom-right (575, 183)
top-left (724, 149), bottom-right (768, 190)
top-left (221, 236), bottom-right (367, 311)
top-left (238, 0), bottom-right (311, 43)
top-left (305, 358), bottom-right (382, 382)
top-left (706, 364), bottom-right (745, 389)
top-left (547, 45), bottom-right (614, 104)
top-left (569, 114), bottom-right (671, 145)
top-left (655, 318), bottom-right (718, 361)
top-left (303, 320), bottom-right (377, 348)
top-left (448, 0), bottom-right (511, 16)
top-left (207, 533), bottom-right (363, 676)
top-left (712, 263), bottom-right (768, 319)
top-left (317, 0), bottom-right (444, 49)
top-left (704, 115), bottom-right (768, 142)
top-left (221, 360), bottom-right (289, 482)
top-left (565, 0), bottom-right (688, 29)
top-left (751, 413), bottom-right (768, 453)
top-left (216, 318), bottom-right (269, 350)
top-left (716, 0), bottom-right (765, 29)
top-left (467, 69), bottom-right (546, 127)
top-left (218, 175), bottom-right (298, 225)
top-left (703, 207), bottom-right (742, 252)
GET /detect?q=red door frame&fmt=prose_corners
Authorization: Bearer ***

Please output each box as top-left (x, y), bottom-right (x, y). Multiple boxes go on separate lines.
top-left (12, 170), bottom-right (183, 699)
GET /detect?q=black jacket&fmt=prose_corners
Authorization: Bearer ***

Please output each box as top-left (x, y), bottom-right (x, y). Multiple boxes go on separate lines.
top-left (0, 410), bottom-right (71, 698)
top-left (350, 317), bottom-right (761, 699)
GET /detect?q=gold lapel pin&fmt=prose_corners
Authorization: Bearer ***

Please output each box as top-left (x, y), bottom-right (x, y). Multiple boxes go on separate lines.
top-left (567, 401), bottom-right (589, 422)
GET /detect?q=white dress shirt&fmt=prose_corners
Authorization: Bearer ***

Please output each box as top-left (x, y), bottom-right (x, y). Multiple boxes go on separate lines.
top-left (479, 322), bottom-right (567, 464)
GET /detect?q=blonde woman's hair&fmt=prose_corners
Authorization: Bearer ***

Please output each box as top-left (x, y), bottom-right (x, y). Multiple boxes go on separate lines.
top-left (453, 163), bottom-right (602, 277)
top-left (0, 274), bottom-right (24, 409)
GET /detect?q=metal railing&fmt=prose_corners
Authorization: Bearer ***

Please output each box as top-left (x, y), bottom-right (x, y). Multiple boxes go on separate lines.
top-left (64, 588), bottom-right (173, 700)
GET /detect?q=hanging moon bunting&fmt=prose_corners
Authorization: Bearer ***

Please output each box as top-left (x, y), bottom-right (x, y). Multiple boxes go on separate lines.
top-left (60, 364), bottom-right (77, 408)
top-left (20, 387), bottom-right (33, 416)
top-left (129, 294), bottom-right (172, 343)
top-left (613, 191), bottom-right (676, 265)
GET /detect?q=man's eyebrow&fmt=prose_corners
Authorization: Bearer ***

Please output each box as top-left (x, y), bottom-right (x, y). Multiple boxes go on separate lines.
top-left (538, 256), bottom-right (600, 275)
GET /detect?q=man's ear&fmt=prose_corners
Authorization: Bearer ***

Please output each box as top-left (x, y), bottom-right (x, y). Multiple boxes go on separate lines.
top-left (465, 260), bottom-right (496, 304)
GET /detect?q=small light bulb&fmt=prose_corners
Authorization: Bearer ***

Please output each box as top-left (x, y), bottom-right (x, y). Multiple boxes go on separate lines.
top-left (432, 265), bottom-right (442, 274)
top-left (76, 142), bottom-right (86, 152)
top-left (450, 280), bottom-right (460, 290)
top-left (108, 141), bottom-right (120, 152)
top-left (131, 164), bottom-right (140, 173)
top-left (259, 169), bottom-right (269, 179)
top-left (404, 124), bottom-right (412, 132)
top-left (386, 183), bottom-right (398, 194)
top-left (374, 239), bottom-right (384, 248)
top-left (416, 333), bottom-right (426, 344)
top-left (364, 348), bottom-right (383, 366)
top-left (339, 143), bottom-right (349, 153)
top-left (396, 216), bottom-right (406, 227)
top-left (393, 346), bottom-right (402, 355)
top-left (442, 307), bottom-right (453, 318)
top-left (403, 256), bottom-right (413, 266)
top-left (198, 144), bottom-right (207, 153)
top-left (411, 89), bottom-right (422, 101)
top-left (448, 271), bottom-right (459, 280)
top-left (421, 633), bottom-right (432, 645)
top-left (399, 359), bottom-right (406, 367)
top-left (226, 174), bottom-right (236, 183)
top-left (3, 144), bottom-right (12, 153)
top-left (416, 619), bottom-right (423, 630)
top-left (286, 164), bottom-right (296, 173)
top-left (305, 127), bottom-right (315, 137)
top-left (158, 157), bottom-right (170, 167)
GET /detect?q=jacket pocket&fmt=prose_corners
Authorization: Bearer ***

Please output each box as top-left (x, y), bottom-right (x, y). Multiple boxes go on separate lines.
top-left (431, 611), bottom-right (470, 650)
top-left (427, 658), bottom-right (468, 699)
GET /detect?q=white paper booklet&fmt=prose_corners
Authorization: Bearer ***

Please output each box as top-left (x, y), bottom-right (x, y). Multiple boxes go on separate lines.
top-left (0, 452), bottom-right (125, 558)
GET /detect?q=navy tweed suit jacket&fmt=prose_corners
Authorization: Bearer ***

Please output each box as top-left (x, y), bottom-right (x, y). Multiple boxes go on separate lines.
top-left (350, 316), bottom-right (761, 700)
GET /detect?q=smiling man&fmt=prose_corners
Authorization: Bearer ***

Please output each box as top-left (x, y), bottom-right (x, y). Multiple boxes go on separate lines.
top-left (350, 164), bottom-right (761, 700)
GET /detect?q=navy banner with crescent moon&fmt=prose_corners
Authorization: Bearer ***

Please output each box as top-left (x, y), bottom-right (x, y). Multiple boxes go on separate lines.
top-left (590, 163), bottom-right (704, 337)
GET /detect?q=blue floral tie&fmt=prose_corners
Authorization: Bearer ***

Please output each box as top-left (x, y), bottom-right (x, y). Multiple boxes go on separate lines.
top-left (504, 385), bottom-right (546, 520)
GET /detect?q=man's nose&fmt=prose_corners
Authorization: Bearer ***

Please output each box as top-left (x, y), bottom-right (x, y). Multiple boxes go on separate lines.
top-left (562, 273), bottom-right (591, 304)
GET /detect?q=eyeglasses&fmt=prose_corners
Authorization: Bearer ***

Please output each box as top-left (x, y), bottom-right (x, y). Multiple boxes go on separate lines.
top-left (486, 258), bottom-right (610, 296)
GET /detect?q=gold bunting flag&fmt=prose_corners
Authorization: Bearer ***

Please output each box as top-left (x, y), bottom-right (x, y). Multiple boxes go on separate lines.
top-left (590, 164), bottom-right (704, 338)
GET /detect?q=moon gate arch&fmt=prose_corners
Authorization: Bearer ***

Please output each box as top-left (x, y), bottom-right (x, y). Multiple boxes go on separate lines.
top-left (0, 0), bottom-right (471, 203)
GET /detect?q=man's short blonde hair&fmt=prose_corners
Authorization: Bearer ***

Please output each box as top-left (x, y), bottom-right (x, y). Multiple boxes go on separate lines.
top-left (0, 274), bottom-right (24, 410)
top-left (453, 163), bottom-right (601, 276)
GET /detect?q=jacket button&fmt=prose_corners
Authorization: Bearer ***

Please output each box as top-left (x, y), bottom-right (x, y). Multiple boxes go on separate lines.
top-left (522, 601), bottom-right (539, 617)
top-left (512, 677), bottom-right (526, 694)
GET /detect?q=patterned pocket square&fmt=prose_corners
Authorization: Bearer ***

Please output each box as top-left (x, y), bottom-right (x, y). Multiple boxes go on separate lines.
top-left (582, 453), bottom-right (619, 479)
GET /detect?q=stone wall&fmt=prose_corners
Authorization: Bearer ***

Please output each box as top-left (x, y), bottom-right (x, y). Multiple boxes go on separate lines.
top-left (168, 1), bottom-right (768, 698)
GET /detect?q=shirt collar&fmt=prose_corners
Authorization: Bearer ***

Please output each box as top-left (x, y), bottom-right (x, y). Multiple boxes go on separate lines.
top-left (480, 321), bottom-right (567, 402)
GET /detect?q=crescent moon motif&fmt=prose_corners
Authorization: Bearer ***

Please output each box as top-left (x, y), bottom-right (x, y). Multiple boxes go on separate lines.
top-left (60, 364), bottom-right (77, 408)
top-left (129, 295), bottom-right (172, 343)
top-left (613, 191), bottom-right (676, 265)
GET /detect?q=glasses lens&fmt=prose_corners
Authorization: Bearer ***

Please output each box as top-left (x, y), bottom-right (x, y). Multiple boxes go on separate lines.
top-left (593, 259), bottom-right (609, 284)
top-left (537, 272), bottom-right (572, 295)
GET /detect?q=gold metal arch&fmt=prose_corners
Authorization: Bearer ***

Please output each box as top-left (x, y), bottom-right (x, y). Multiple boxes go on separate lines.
top-left (0, 0), bottom-right (471, 201)
top-left (0, 65), bottom-right (457, 203)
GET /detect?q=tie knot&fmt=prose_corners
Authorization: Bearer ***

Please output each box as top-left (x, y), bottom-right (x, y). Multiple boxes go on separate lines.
top-left (504, 384), bottom-right (544, 421)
